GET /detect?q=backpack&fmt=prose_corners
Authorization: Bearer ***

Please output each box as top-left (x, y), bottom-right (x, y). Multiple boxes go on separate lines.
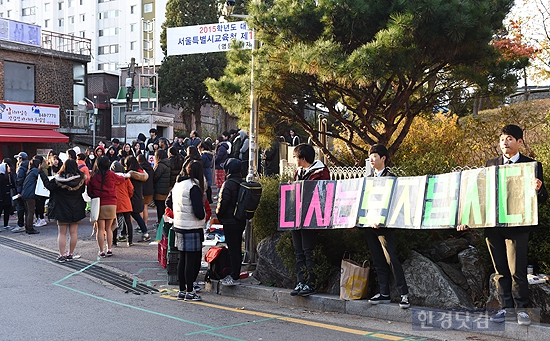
top-left (204, 246), bottom-right (232, 282)
top-left (229, 179), bottom-right (262, 221)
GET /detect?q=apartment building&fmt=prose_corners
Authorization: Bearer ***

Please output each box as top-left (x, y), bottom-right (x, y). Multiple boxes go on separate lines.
top-left (0, 0), bottom-right (167, 72)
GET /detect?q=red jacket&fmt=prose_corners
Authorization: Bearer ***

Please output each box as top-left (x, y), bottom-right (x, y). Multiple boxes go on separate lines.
top-left (87, 170), bottom-right (125, 206)
top-left (114, 178), bottom-right (134, 213)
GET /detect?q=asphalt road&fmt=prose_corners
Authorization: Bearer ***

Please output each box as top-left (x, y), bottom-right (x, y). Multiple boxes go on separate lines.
top-left (0, 211), bottom-right (517, 341)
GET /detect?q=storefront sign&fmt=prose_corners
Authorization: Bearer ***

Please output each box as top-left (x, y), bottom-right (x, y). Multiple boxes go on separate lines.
top-left (0, 101), bottom-right (60, 126)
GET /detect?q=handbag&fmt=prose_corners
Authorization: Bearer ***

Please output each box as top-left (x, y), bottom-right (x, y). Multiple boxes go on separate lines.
top-left (340, 252), bottom-right (370, 300)
top-left (90, 197), bottom-right (100, 223)
top-left (89, 175), bottom-right (105, 223)
top-left (35, 175), bottom-right (50, 197)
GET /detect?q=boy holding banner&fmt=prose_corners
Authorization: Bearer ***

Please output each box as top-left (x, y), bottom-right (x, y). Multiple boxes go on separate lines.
top-left (290, 144), bottom-right (330, 297)
top-left (458, 125), bottom-right (547, 325)
top-left (365, 144), bottom-right (410, 309)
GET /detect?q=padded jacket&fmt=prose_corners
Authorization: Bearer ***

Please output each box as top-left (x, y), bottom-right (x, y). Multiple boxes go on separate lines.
top-left (153, 158), bottom-right (171, 196)
top-left (39, 170), bottom-right (87, 222)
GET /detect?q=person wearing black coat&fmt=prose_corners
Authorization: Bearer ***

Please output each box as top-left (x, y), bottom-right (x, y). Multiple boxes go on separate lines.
top-left (39, 159), bottom-right (87, 262)
top-left (137, 153), bottom-right (154, 227)
top-left (216, 158), bottom-right (246, 287)
top-left (0, 162), bottom-right (14, 230)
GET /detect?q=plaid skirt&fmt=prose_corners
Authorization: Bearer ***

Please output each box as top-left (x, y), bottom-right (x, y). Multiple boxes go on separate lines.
top-left (215, 169), bottom-right (226, 189)
top-left (174, 229), bottom-right (203, 252)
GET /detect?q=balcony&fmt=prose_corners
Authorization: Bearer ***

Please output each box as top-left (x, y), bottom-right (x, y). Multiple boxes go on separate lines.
top-left (58, 109), bottom-right (90, 134)
top-left (41, 30), bottom-right (91, 56)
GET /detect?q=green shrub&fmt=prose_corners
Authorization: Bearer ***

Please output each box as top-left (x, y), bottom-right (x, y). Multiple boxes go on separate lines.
top-left (252, 174), bottom-right (292, 242)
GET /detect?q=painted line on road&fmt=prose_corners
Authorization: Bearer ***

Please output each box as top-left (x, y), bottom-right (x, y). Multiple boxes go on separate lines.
top-left (161, 295), bottom-right (427, 340)
top-left (53, 262), bottom-right (424, 341)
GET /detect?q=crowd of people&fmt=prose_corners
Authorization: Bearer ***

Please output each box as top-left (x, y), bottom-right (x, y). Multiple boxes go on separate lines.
top-left (0, 127), bottom-right (257, 302)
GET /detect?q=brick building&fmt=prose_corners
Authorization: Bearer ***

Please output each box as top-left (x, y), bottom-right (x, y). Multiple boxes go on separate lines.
top-left (0, 22), bottom-right (91, 160)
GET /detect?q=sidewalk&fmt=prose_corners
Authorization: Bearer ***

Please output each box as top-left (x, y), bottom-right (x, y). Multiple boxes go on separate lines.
top-left (3, 210), bottom-right (549, 340)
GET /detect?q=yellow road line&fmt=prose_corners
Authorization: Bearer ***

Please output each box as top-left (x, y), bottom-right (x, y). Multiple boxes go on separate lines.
top-left (160, 295), bottom-right (421, 340)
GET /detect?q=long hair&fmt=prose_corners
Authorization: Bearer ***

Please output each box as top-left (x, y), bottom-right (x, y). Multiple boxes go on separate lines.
top-left (57, 158), bottom-right (82, 177)
top-left (154, 149), bottom-right (168, 165)
top-left (186, 145), bottom-right (201, 161)
top-left (186, 160), bottom-right (205, 193)
top-left (125, 156), bottom-right (142, 172)
top-left (136, 153), bottom-right (147, 164)
top-left (92, 156), bottom-right (110, 176)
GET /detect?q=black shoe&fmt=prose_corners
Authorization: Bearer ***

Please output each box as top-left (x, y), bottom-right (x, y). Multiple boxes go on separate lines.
top-left (368, 293), bottom-right (391, 304)
top-left (26, 229), bottom-right (40, 234)
top-left (298, 284), bottom-right (317, 297)
top-left (290, 283), bottom-right (304, 296)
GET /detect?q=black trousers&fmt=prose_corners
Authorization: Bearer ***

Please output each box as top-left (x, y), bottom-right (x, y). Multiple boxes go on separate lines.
top-left (485, 227), bottom-right (530, 309)
top-left (291, 229), bottom-right (319, 286)
top-left (178, 251), bottom-right (202, 292)
top-left (365, 228), bottom-right (408, 296)
top-left (224, 222), bottom-right (246, 280)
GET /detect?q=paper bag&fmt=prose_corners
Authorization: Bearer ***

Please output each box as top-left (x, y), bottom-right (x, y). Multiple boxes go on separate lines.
top-left (90, 197), bottom-right (100, 223)
top-left (340, 254), bottom-right (369, 300)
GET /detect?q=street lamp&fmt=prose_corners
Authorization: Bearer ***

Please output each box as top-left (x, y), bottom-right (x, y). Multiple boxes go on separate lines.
top-left (78, 97), bottom-right (98, 147)
top-left (225, 1), bottom-right (259, 182)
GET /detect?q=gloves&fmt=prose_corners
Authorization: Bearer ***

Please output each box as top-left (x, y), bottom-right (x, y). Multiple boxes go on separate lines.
top-left (165, 207), bottom-right (174, 219)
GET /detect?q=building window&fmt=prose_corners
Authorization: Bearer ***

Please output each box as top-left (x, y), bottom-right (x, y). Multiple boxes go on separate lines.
top-left (110, 44), bottom-right (118, 53)
top-left (44, 19), bottom-right (50, 28)
top-left (69, 16), bottom-right (74, 24)
top-left (130, 5), bottom-right (135, 14)
top-left (45, 3), bottom-right (50, 11)
top-left (80, 0), bottom-right (83, 5)
top-left (7, 10), bottom-right (11, 18)
top-left (0, 13), bottom-right (3, 18)
top-left (130, 41), bottom-right (135, 50)
top-left (79, 31), bottom-right (85, 38)
top-left (58, 2), bottom-right (63, 10)
top-left (144, 3), bottom-right (153, 13)
top-left (112, 106), bottom-right (126, 125)
top-left (130, 23), bottom-right (135, 32)
top-left (22, 7), bottom-right (37, 16)
top-left (58, 18), bottom-right (64, 26)
top-left (80, 14), bottom-right (85, 22)
top-left (68, 0), bottom-right (73, 7)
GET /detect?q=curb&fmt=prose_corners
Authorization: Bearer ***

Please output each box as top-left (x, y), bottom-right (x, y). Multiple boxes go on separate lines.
top-left (206, 280), bottom-right (550, 341)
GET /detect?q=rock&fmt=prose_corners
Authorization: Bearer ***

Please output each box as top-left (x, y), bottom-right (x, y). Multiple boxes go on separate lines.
top-left (254, 233), bottom-right (294, 288)
top-left (402, 250), bottom-right (474, 309)
top-left (437, 261), bottom-right (469, 291)
top-left (458, 247), bottom-right (487, 305)
top-left (425, 238), bottom-right (470, 262)
top-left (487, 273), bottom-right (550, 323)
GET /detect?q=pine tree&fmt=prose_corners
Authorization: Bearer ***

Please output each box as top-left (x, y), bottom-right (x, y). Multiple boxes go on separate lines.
top-left (206, 0), bottom-right (521, 165)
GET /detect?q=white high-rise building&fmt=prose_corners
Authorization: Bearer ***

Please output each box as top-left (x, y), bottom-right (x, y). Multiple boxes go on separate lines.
top-left (0, 0), bottom-right (167, 72)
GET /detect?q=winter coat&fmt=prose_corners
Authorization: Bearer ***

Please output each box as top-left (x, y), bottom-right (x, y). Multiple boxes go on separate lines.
top-left (294, 160), bottom-right (330, 181)
top-left (87, 170), bottom-right (125, 206)
top-left (0, 165), bottom-right (13, 206)
top-left (153, 158), bottom-right (171, 196)
top-left (201, 151), bottom-right (214, 187)
top-left (215, 142), bottom-right (229, 170)
top-left (77, 159), bottom-right (90, 184)
top-left (216, 158), bottom-right (242, 225)
top-left (238, 130), bottom-right (250, 161)
top-left (128, 169), bottom-right (148, 213)
top-left (168, 154), bottom-right (184, 188)
top-left (15, 159), bottom-right (29, 194)
top-left (140, 160), bottom-right (155, 196)
top-left (170, 178), bottom-right (205, 231)
top-left (21, 167), bottom-right (40, 200)
top-left (39, 170), bottom-right (87, 223)
top-left (114, 178), bottom-right (133, 214)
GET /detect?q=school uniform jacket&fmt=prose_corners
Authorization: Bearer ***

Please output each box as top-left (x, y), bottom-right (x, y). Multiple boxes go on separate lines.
top-left (486, 154), bottom-right (548, 232)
